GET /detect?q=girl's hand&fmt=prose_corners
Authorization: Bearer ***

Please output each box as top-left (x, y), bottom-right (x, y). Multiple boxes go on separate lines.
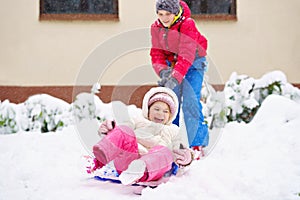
top-left (173, 148), bottom-right (193, 167)
top-left (98, 120), bottom-right (115, 135)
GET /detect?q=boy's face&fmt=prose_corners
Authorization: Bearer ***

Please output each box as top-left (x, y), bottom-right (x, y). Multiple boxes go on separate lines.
top-left (148, 101), bottom-right (171, 124)
top-left (157, 10), bottom-right (175, 28)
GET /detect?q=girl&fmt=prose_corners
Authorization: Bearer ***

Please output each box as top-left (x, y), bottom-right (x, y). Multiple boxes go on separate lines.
top-left (150, 0), bottom-right (209, 154)
top-left (88, 87), bottom-right (193, 185)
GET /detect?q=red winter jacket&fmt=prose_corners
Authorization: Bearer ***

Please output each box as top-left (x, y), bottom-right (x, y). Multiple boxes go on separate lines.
top-left (150, 1), bottom-right (207, 83)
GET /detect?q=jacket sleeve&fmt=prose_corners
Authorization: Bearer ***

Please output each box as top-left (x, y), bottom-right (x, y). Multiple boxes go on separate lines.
top-left (150, 24), bottom-right (168, 76)
top-left (170, 125), bottom-right (185, 150)
top-left (159, 124), bottom-right (183, 150)
top-left (171, 19), bottom-right (200, 83)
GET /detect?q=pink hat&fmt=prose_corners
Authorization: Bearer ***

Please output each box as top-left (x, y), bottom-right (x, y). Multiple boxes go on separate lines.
top-left (148, 92), bottom-right (176, 116)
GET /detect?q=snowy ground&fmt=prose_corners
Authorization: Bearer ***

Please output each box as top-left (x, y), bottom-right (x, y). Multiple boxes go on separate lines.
top-left (1, 94), bottom-right (300, 200)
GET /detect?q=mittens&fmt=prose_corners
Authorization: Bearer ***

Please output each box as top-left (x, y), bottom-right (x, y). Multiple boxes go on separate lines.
top-left (173, 148), bottom-right (193, 167)
top-left (98, 120), bottom-right (115, 135)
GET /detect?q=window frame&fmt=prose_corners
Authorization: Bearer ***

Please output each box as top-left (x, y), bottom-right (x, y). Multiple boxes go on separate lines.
top-left (39, 0), bottom-right (119, 21)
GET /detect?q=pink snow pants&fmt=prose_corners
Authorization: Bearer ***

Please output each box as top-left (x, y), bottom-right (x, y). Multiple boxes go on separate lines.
top-left (93, 125), bottom-right (174, 182)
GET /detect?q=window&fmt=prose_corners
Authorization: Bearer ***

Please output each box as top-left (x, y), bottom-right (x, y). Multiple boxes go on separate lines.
top-left (40, 0), bottom-right (118, 21)
top-left (184, 0), bottom-right (237, 20)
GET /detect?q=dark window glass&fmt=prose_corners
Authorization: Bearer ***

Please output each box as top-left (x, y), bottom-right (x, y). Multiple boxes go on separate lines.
top-left (184, 0), bottom-right (237, 20)
top-left (40, 0), bottom-right (118, 20)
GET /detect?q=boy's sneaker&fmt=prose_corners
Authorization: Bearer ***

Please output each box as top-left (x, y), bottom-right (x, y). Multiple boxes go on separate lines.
top-left (119, 160), bottom-right (146, 185)
top-left (83, 155), bottom-right (102, 174)
top-left (192, 146), bottom-right (205, 160)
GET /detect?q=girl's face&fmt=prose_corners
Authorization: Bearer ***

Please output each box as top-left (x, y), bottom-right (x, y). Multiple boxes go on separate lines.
top-left (157, 10), bottom-right (175, 28)
top-left (148, 101), bottom-right (171, 124)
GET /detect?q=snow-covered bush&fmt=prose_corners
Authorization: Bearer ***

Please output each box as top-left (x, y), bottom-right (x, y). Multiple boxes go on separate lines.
top-left (1, 72), bottom-right (300, 133)
top-left (254, 71), bottom-right (300, 103)
top-left (0, 100), bottom-right (19, 134)
top-left (72, 92), bottom-right (107, 123)
top-left (20, 94), bottom-right (72, 133)
top-left (204, 70), bottom-right (300, 127)
top-left (202, 82), bottom-right (228, 128)
top-left (0, 83), bottom-right (110, 134)
top-left (72, 83), bottom-right (107, 123)
top-left (224, 72), bottom-right (259, 123)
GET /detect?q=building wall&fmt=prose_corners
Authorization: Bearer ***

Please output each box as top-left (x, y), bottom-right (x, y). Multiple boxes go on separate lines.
top-left (0, 0), bottom-right (299, 88)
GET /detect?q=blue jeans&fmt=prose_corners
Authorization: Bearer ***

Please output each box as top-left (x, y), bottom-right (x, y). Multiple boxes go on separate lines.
top-left (172, 56), bottom-right (209, 147)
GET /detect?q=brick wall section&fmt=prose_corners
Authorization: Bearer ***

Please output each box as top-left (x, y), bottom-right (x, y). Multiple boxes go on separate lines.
top-left (0, 85), bottom-right (154, 108)
top-left (1, 84), bottom-right (299, 108)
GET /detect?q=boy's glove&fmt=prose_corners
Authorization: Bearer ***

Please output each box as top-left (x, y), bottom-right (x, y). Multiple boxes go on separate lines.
top-left (164, 77), bottom-right (179, 89)
top-left (98, 120), bottom-right (115, 135)
top-left (159, 68), bottom-right (172, 79)
top-left (158, 77), bottom-right (168, 86)
top-left (158, 68), bottom-right (172, 86)
top-left (173, 148), bottom-right (193, 167)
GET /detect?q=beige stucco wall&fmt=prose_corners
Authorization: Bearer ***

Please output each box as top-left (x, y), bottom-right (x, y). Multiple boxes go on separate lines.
top-left (0, 0), bottom-right (299, 86)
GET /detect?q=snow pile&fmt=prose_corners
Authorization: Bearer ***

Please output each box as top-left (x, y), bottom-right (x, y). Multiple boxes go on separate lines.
top-left (142, 95), bottom-right (300, 200)
top-left (0, 94), bottom-right (300, 200)
top-left (1, 70), bottom-right (300, 199)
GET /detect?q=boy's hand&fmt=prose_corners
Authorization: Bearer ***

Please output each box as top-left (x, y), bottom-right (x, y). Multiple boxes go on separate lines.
top-left (98, 120), bottom-right (115, 135)
top-left (159, 68), bottom-right (172, 79)
top-left (158, 77), bottom-right (168, 86)
top-left (158, 68), bottom-right (172, 86)
top-left (164, 77), bottom-right (179, 89)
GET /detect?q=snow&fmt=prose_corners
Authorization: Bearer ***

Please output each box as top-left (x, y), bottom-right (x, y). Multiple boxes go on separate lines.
top-left (255, 70), bottom-right (287, 88)
top-left (1, 94), bottom-right (300, 200)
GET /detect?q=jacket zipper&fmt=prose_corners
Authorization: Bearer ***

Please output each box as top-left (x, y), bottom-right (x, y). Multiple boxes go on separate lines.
top-left (163, 28), bottom-right (169, 50)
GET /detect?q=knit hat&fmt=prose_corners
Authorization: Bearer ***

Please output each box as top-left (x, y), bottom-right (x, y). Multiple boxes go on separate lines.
top-left (142, 87), bottom-right (179, 125)
top-left (148, 92), bottom-right (176, 115)
top-left (156, 0), bottom-right (180, 15)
